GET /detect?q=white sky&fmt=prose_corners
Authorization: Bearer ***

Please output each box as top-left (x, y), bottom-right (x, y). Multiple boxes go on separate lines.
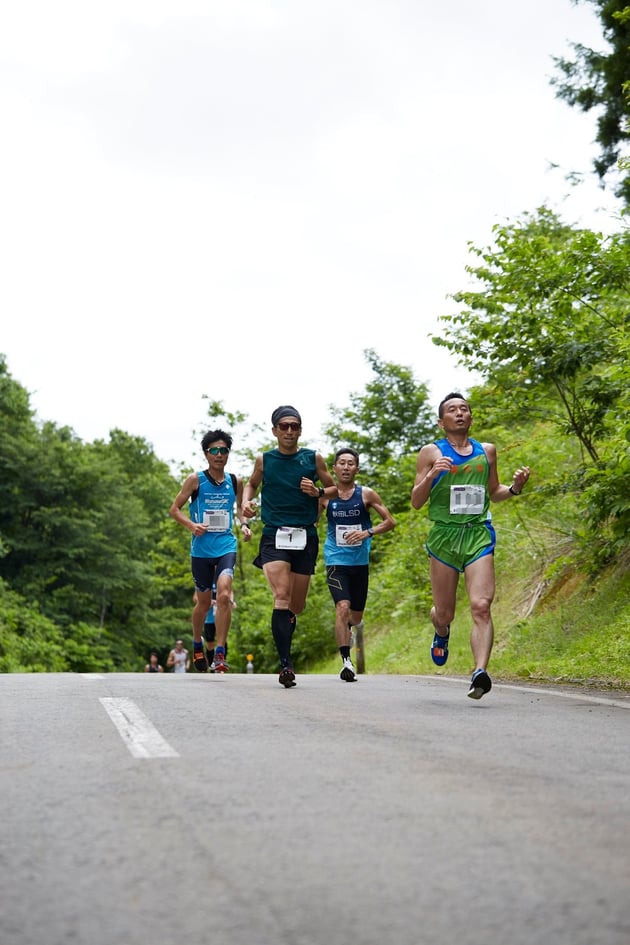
top-left (0, 0), bottom-right (622, 473)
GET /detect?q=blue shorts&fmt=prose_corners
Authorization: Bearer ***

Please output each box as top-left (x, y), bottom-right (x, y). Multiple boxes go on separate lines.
top-left (191, 553), bottom-right (236, 593)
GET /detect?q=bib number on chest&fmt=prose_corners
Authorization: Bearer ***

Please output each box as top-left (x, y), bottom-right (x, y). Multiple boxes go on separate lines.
top-left (449, 484), bottom-right (485, 515)
top-left (335, 524), bottom-right (358, 546)
top-left (203, 510), bottom-right (230, 531)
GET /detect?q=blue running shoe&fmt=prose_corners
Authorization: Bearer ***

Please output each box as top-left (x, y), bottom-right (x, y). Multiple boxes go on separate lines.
top-left (467, 668), bottom-right (492, 700)
top-left (431, 627), bottom-right (450, 666)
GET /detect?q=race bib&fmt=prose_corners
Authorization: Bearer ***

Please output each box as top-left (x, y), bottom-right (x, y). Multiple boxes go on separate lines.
top-left (335, 524), bottom-right (357, 546)
top-left (203, 510), bottom-right (230, 531)
top-left (275, 527), bottom-right (307, 549)
top-left (449, 484), bottom-right (485, 515)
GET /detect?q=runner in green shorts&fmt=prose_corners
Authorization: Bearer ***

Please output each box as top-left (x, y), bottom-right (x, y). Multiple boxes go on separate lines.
top-left (411, 393), bottom-right (530, 700)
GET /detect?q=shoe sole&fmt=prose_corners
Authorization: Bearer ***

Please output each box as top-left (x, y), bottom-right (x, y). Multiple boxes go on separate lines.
top-left (279, 669), bottom-right (296, 688)
top-left (340, 668), bottom-right (357, 682)
top-left (193, 659), bottom-right (208, 673)
top-left (467, 673), bottom-right (492, 700)
top-left (214, 664), bottom-right (229, 673)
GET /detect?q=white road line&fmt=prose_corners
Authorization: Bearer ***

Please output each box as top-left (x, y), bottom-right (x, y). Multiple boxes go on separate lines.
top-left (99, 697), bottom-right (179, 758)
top-left (81, 673), bottom-right (105, 679)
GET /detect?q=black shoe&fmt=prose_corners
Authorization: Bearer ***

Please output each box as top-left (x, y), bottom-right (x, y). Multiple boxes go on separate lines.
top-left (467, 669), bottom-right (492, 700)
top-left (193, 649), bottom-right (208, 673)
top-left (278, 666), bottom-right (296, 688)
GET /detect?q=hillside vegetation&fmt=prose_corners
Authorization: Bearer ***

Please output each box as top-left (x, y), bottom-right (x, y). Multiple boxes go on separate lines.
top-left (1, 205), bottom-right (628, 681)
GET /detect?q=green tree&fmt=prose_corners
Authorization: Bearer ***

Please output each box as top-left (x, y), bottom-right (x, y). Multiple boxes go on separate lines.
top-left (432, 207), bottom-right (630, 560)
top-left (433, 208), bottom-right (628, 462)
top-left (323, 349), bottom-right (435, 475)
top-left (551, 0), bottom-right (630, 203)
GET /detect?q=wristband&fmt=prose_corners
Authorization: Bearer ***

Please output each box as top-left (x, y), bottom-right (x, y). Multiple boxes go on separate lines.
top-left (508, 485), bottom-right (521, 496)
top-left (367, 527), bottom-right (374, 536)
top-left (241, 521), bottom-right (249, 527)
top-left (318, 487), bottom-right (325, 497)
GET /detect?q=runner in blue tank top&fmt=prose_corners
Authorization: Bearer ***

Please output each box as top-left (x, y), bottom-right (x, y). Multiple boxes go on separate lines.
top-left (170, 429), bottom-right (252, 673)
top-left (411, 393), bottom-right (530, 700)
top-left (318, 448), bottom-right (395, 682)
top-left (241, 406), bottom-right (335, 688)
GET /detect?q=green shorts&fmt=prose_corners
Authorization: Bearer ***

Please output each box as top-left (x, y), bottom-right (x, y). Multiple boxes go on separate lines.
top-left (426, 521), bottom-right (496, 573)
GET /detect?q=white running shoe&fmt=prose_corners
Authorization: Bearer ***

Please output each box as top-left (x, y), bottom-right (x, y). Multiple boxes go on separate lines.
top-left (340, 657), bottom-right (357, 682)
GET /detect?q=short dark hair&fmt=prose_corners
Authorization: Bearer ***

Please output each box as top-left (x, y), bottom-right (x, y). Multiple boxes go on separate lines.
top-left (334, 447), bottom-right (360, 465)
top-left (438, 392), bottom-right (469, 418)
top-left (201, 429), bottom-right (233, 452)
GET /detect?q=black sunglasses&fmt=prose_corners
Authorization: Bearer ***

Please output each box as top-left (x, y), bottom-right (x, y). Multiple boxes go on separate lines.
top-left (276, 422), bottom-right (301, 432)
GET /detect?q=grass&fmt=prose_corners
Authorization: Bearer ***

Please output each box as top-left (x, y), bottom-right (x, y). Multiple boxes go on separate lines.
top-left (309, 554), bottom-right (630, 691)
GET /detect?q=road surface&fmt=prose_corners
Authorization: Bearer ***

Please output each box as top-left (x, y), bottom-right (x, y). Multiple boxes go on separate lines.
top-left (1, 671), bottom-right (628, 945)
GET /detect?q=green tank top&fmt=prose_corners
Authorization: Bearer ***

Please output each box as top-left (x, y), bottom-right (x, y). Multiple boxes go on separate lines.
top-left (261, 448), bottom-right (320, 535)
top-left (429, 438), bottom-right (491, 525)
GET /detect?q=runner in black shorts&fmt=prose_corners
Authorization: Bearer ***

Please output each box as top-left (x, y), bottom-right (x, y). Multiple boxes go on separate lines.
top-left (303, 447), bottom-right (395, 681)
top-left (241, 405), bottom-right (335, 687)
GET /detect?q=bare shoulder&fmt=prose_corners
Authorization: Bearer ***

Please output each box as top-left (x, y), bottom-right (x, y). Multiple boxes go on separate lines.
top-left (416, 441), bottom-right (440, 464)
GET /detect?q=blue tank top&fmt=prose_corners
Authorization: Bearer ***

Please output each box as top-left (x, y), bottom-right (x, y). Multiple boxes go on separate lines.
top-left (189, 472), bottom-right (238, 558)
top-left (324, 485), bottom-right (372, 565)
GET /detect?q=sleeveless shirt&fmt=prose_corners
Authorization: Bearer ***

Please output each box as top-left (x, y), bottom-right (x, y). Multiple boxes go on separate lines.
top-left (429, 438), bottom-right (491, 525)
top-left (324, 484), bottom-right (372, 565)
top-left (189, 472), bottom-right (238, 557)
top-left (261, 448), bottom-right (319, 536)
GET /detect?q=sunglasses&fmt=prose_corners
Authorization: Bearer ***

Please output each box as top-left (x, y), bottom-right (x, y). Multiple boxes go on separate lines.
top-left (206, 446), bottom-right (229, 455)
top-left (276, 422), bottom-right (301, 432)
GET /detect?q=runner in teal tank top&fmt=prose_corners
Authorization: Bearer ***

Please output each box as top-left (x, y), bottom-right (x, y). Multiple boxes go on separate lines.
top-left (411, 393), bottom-right (530, 700)
top-left (241, 406), bottom-right (335, 688)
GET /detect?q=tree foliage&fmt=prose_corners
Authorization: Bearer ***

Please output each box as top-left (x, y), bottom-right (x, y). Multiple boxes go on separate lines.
top-left (322, 349), bottom-right (435, 475)
top-left (551, 0), bottom-right (630, 203)
top-left (432, 207), bottom-right (630, 558)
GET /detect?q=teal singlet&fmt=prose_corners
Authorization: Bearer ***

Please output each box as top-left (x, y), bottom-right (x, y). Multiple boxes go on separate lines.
top-left (261, 448), bottom-right (319, 536)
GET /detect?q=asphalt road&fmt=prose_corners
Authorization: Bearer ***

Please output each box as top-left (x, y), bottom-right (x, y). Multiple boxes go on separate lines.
top-left (1, 671), bottom-right (629, 945)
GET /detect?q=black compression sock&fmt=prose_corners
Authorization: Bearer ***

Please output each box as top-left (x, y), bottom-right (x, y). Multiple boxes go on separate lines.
top-left (272, 609), bottom-right (293, 664)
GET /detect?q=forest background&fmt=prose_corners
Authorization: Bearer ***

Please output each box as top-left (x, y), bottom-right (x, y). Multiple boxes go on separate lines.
top-left (1, 0), bottom-right (629, 687)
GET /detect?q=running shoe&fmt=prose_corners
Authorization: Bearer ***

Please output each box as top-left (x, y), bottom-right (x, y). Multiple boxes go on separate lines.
top-left (340, 657), bottom-right (357, 682)
top-left (431, 627), bottom-right (450, 666)
top-left (192, 648), bottom-right (208, 673)
top-left (278, 666), bottom-right (296, 688)
top-left (467, 668), bottom-right (492, 700)
top-left (214, 654), bottom-right (229, 673)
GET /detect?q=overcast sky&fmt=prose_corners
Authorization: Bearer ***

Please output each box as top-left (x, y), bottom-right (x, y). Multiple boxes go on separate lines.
top-left (1, 0), bottom-right (622, 473)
